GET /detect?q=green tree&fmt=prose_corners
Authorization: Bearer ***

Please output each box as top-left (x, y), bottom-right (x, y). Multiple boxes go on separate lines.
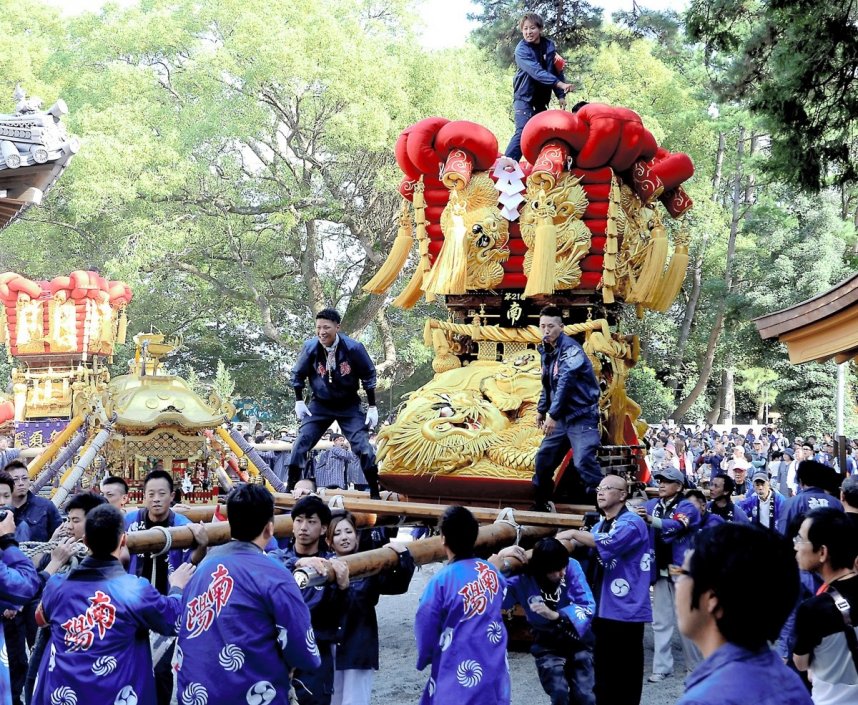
top-left (686, 0), bottom-right (858, 189)
top-left (469, 0), bottom-right (603, 67)
top-left (0, 0), bottom-right (514, 411)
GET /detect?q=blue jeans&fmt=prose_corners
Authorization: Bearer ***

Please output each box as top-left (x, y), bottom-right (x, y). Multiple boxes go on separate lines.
top-left (534, 646), bottom-right (595, 705)
top-left (287, 400), bottom-right (379, 494)
top-left (533, 414), bottom-right (602, 504)
top-left (505, 103), bottom-right (545, 161)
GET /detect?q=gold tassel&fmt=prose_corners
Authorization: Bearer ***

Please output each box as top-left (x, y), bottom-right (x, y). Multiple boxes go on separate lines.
top-left (524, 188), bottom-right (557, 297)
top-left (649, 230), bottom-right (691, 311)
top-left (363, 200), bottom-right (414, 295)
top-left (628, 218), bottom-right (668, 304)
top-left (392, 266), bottom-right (425, 309)
top-left (414, 179), bottom-right (435, 303)
top-left (424, 191), bottom-right (469, 296)
top-left (602, 177), bottom-right (620, 304)
top-left (117, 306), bottom-right (128, 344)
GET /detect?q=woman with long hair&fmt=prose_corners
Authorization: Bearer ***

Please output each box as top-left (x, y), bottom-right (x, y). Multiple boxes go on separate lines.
top-left (327, 511), bottom-right (415, 705)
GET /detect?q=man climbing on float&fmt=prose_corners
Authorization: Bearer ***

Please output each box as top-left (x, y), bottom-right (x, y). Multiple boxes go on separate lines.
top-left (288, 308), bottom-right (382, 498)
top-left (532, 305), bottom-right (602, 511)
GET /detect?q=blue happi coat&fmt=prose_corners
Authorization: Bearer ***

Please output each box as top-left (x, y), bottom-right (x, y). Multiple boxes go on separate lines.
top-left (503, 558), bottom-right (595, 649)
top-left (589, 508), bottom-right (653, 622)
top-left (176, 541), bottom-right (320, 705)
top-left (0, 541), bottom-right (39, 705)
top-left (415, 558), bottom-right (510, 705)
top-left (33, 556), bottom-right (181, 705)
top-left (777, 487), bottom-right (844, 536)
top-left (738, 490), bottom-right (787, 532)
top-left (645, 497), bottom-right (702, 566)
top-left (125, 509), bottom-right (192, 585)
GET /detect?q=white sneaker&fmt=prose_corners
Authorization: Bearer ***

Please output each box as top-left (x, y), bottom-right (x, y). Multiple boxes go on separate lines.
top-left (648, 673), bottom-right (670, 683)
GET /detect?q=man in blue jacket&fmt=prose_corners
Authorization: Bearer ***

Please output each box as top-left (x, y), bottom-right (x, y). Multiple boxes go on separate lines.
top-left (125, 469), bottom-right (197, 705)
top-left (0, 508), bottom-right (39, 705)
top-left (777, 459), bottom-right (844, 537)
top-left (176, 484), bottom-right (321, 705)
top-left (505, 13), bottom-right (573, 161)
top-left (499, 538), bottom-right (596, 705)
top-left (558, 473), bottom-right (652, 705)
top-left (675, 523), bottom-right (811, 705)
top-left (532, 306), bottom-right (602, 510)
top-left (289, 308), bottom-right (381, 498)
top-left (738, 470), bottom-right (786, 532)
top-left (636, 466), bottom-right (701, 682)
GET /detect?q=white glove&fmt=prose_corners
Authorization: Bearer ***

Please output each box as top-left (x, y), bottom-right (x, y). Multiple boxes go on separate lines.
top-left (295, 401), bottom-right (312, 421)
top-left (365, 406), bottom-right (378, 429)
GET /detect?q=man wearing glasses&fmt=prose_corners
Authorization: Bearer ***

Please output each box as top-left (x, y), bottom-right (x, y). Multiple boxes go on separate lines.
top-left (635, 466), bottom-right (701, 683)
top-left (674, 523), bottom-right (811, 705)
top-left (558, 474), bottom-right (652, 705)
top-left (792, 507), bottom-right (858, 704)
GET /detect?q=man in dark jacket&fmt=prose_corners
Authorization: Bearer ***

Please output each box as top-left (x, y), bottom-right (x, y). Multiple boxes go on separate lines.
top-left (288, 308), bottom-right (381, 497)
top-left (532, 305), bottom-right (602, 510)
top-left (505, 12), bottom-right (573, 161)
top-left (4, 460), bottom-right (61, 705)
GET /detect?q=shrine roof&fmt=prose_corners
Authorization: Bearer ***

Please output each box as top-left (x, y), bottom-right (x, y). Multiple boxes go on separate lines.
top-left (753, 273), bottom-right (858, 364)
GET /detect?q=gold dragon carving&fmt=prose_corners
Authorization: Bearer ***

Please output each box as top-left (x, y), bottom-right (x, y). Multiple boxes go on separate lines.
top-left (435, 173), bottom-right (510, 291)
top-left (520, 173), bottom-right (591, 290)
top-left (377, 352), bottom-right (544, 479)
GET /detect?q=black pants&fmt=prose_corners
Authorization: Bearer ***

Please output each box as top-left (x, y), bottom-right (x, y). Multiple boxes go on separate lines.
top-left (5, 610), bottom-right (31, 705)
top-left (294, 640), bottom-right (334, 705)
top-left (593, 617), bottom-right (645, 705)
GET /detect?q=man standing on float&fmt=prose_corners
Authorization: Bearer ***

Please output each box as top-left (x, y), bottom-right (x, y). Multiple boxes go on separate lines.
top-left (532, 305), bottom-right (602, 510)
top-left (289, 308), bottom-right (381, 498)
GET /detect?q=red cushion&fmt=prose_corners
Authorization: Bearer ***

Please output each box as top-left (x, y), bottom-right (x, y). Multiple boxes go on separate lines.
top-left (651, 152), bottom-right (694, 191)
top-left (572, 167), bottom-right (614, 183)
top-left (502, 255), bottom-right (525, 273)
top-left (581, 255), bottom-right (604, 272)
top-left (399, 178), bottom-right (416, 202)
top-left (583, 201), bottom-right (610, 219)
top-left (435, 121), bottom-right (498, 170)
top-left (578, 272), bottom-right (602, 289)
top-left (521, 110), bottom-right (586, 164)
top-left (583, 219), bottom-right (607, 236)
top-left (406, 117), bottom-right (450, 175)
top-left (427, 224), bottom-right (443, 239)
top-left (582, 183), bottom-right (611, 201)
top-left (508, 239), bottom-right (527, 256)
top-left (500, 273), bottom-right (527, 288)
top-left (423, 189), bottom-right (450, 207)
top-left (425, 206), bottom-right (445, 222)
top-left (394, 131), bottom-right (421, 180)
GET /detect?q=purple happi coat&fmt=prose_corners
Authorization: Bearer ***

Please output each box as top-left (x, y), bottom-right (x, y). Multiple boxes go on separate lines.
top-left (33, 556), bottom-right (182, 705)
top-left (415, 557), bottom-right (510, 705)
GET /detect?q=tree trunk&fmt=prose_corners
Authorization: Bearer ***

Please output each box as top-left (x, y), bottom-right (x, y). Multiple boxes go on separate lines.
top-left (705, 384), bottom-right (722, 425)
top-left (668, 131), bottom-right (727, 393)
top-left (671, 127), bottom-right (745, 420)
top-left (719, 366), bottom-right (735, 425)
top-left (672, 309), bottom-right (725, 421)
top-left (744, 133), bottom-right (758, 205)
top-left (712, 131), bottom-right (725, 197)
top-left (301, 219), bottom-right (326, 314)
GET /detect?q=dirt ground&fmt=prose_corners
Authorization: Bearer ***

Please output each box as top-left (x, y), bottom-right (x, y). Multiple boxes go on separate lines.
top-left (372, 560), bottom-right (687, 705)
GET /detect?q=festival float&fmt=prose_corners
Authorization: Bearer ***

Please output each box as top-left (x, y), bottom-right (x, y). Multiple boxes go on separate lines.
top-left (0, 269), bottom-right (291, 506)
top-left (364, 104), bottom-right (695, 505)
